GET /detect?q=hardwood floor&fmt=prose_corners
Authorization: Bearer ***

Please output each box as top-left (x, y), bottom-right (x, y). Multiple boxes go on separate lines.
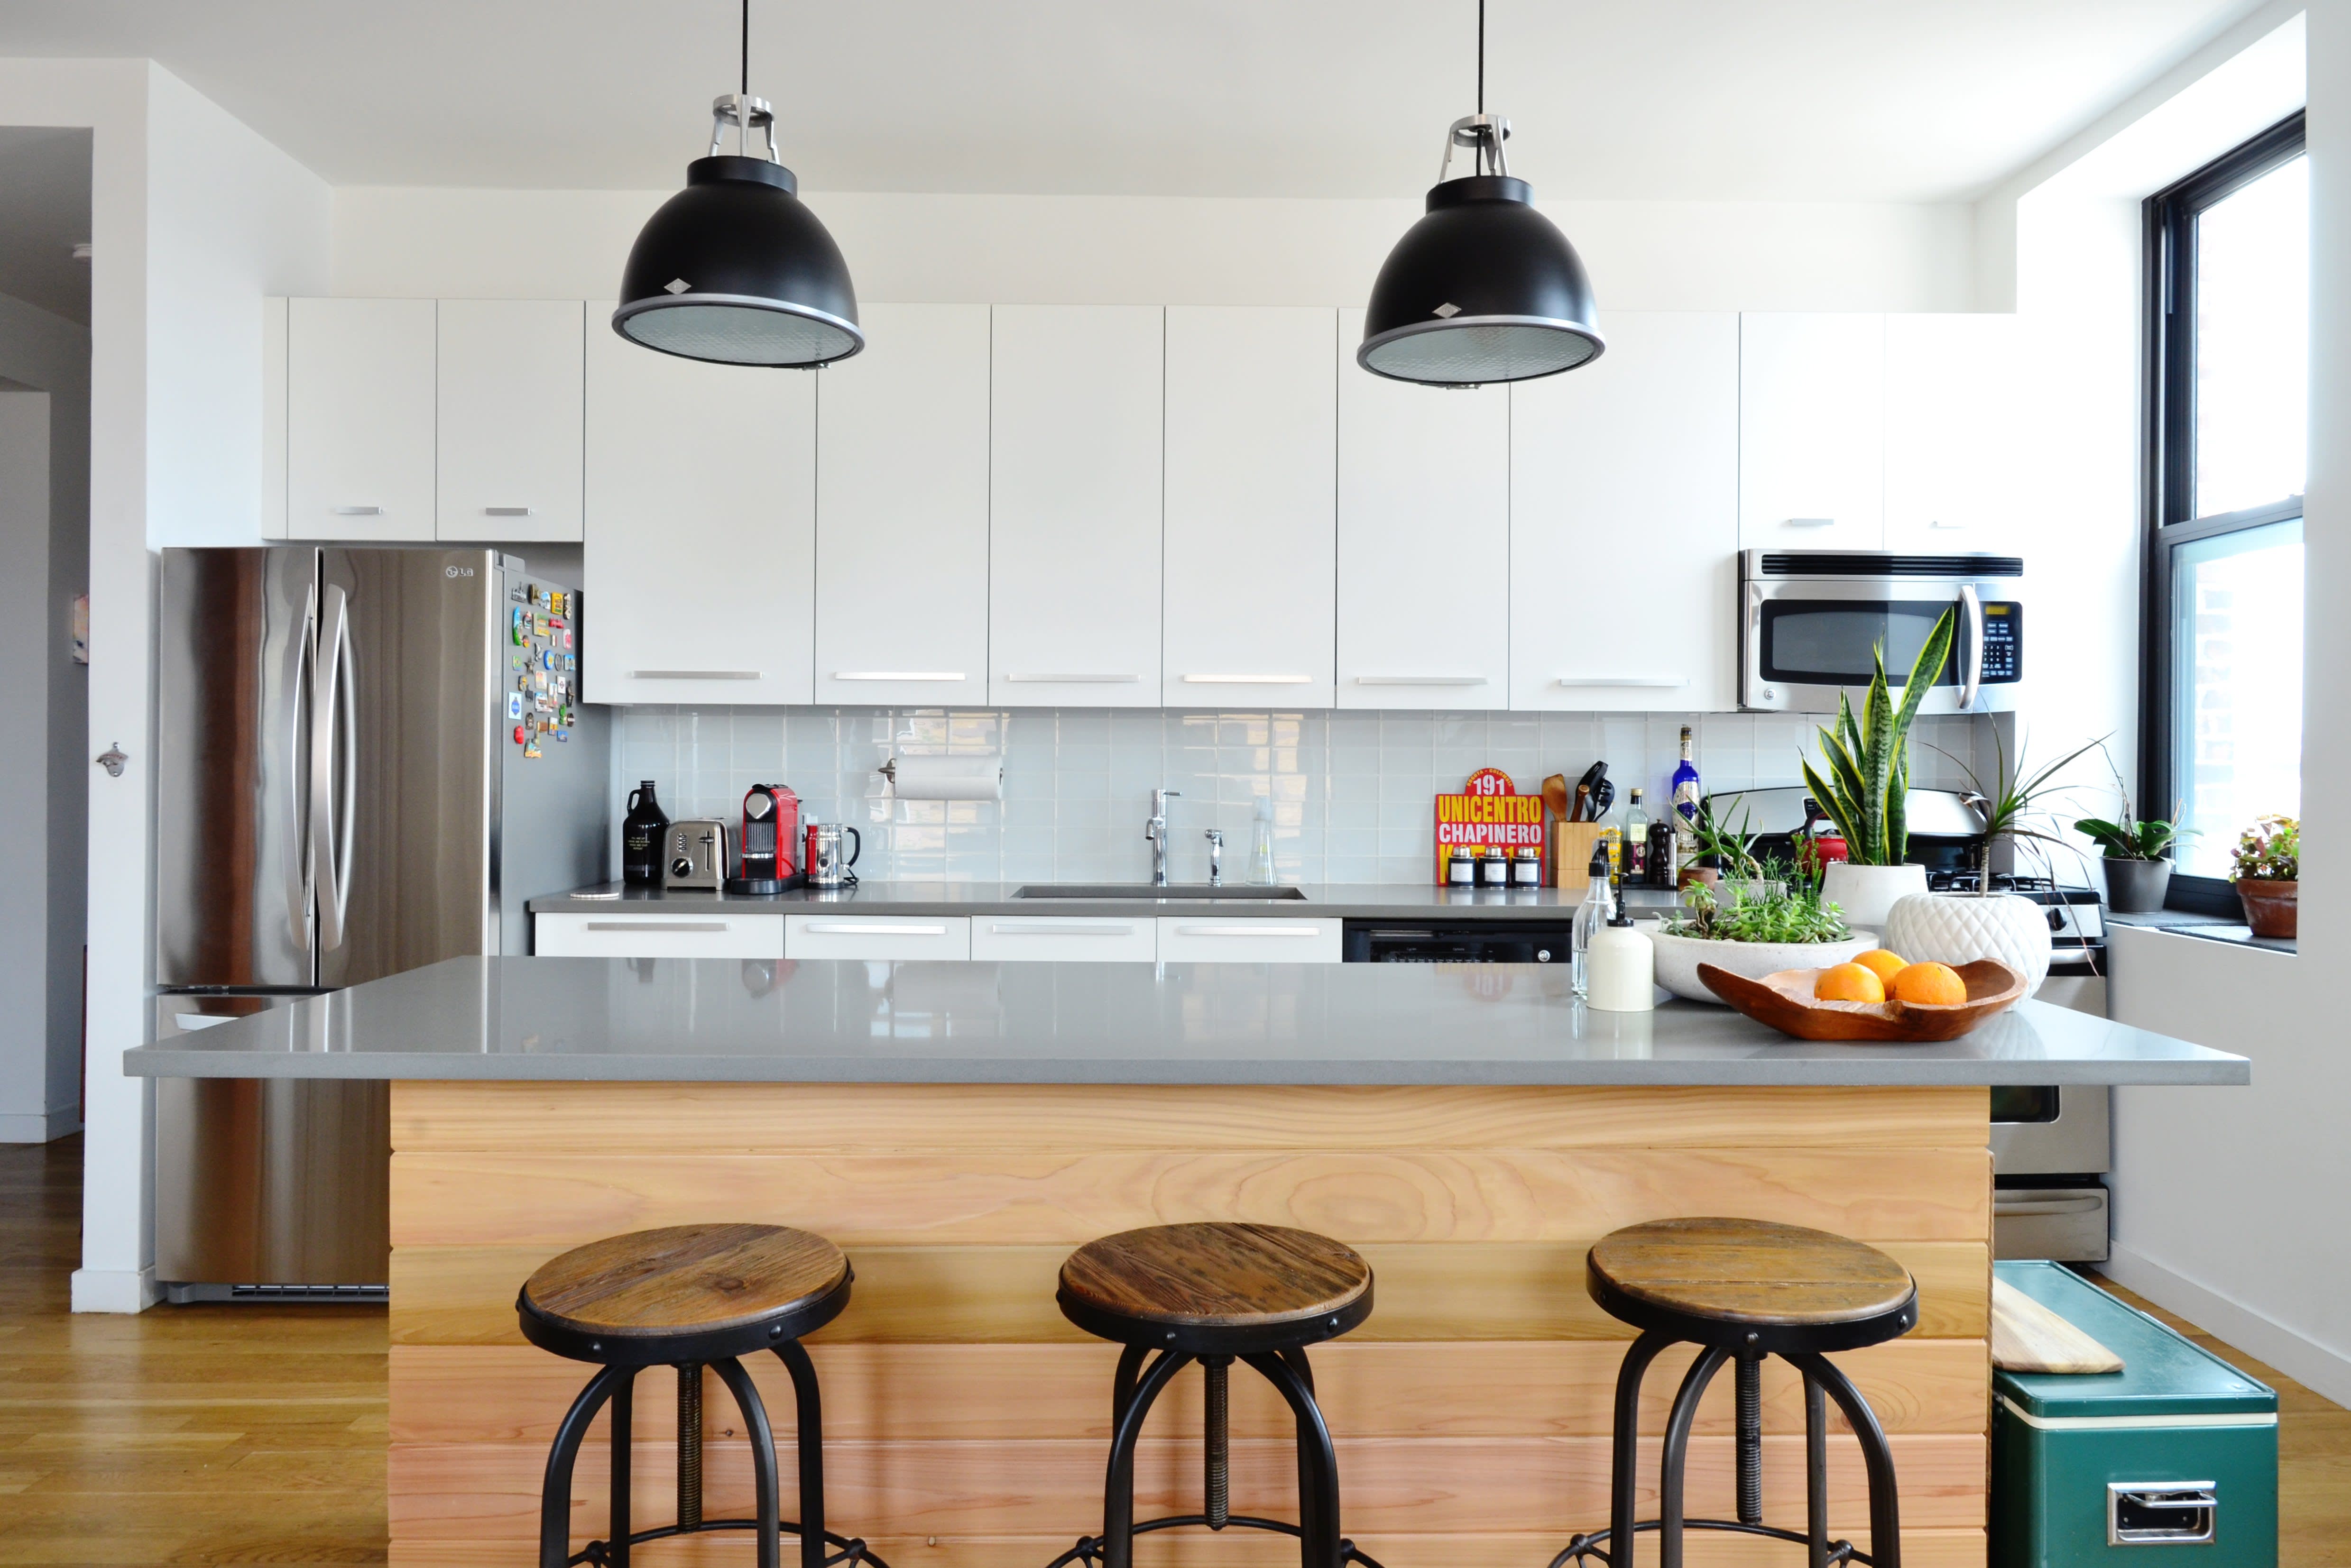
top-left (0, 1136), bottom-right (388, 1565)
top-left (1, 1135), bottom-right (2343, 1565)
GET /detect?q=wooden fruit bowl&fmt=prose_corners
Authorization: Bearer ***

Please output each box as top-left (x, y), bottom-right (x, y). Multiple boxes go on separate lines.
top-left (1696, 959), bottom-right (2026, 1043)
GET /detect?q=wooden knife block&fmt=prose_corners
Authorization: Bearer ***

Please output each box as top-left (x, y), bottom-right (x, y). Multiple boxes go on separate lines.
top-left (1553, 823), bottom-right (1608, 893)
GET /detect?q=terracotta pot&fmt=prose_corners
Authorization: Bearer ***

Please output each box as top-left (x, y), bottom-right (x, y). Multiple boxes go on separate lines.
top-left (2236, 878), bottom-right (2298, 939)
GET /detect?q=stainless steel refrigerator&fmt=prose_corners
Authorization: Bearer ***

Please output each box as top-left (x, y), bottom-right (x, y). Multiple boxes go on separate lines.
top-left (153, 546), bottom-right (608, 1296)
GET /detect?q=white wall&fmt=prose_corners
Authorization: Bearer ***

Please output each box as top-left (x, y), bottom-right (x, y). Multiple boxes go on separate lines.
top-left (0, 58), bottom-right (330, 1310)
top-left (0, 288), bottom-right (89, 1146)
top-left (331, 186), bottom-right (1977, 312)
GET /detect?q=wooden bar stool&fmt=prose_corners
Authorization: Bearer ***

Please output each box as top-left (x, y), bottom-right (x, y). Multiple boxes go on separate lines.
top-left (1046, 1222), bottom-right (1384, 1568)
top-left (517, 1223), bottom-right (889, 1568)
top-left (1553, 1218), bottom-right (1917, 1568)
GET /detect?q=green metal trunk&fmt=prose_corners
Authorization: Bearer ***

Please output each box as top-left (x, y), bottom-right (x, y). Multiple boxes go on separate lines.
top-left (1992, 1261), bottom-right (2277, 1566)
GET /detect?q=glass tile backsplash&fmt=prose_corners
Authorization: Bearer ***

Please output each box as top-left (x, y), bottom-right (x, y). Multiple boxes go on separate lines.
top-left (612, 708), bottom-right (1989, 886)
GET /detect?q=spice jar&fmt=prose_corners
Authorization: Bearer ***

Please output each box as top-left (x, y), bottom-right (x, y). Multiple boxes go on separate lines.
top-left (1511, 845), bottom-right (1544, 887)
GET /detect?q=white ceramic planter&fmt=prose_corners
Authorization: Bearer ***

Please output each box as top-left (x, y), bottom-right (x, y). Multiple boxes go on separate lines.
top-left (1817, 862), bottom-right (1930, 932)
top-left (1648, 927), bottom-right (1880, 1005)
top-left (1882, 891), bottom-right (2054, 994)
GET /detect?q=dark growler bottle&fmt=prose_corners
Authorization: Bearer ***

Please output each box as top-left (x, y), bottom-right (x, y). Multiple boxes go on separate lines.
top-left (621, 781), bottom-right (669, 884)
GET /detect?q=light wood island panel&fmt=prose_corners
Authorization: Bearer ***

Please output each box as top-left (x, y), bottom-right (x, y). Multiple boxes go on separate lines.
top-left (388, 1082), bottom-right (1992, 1568)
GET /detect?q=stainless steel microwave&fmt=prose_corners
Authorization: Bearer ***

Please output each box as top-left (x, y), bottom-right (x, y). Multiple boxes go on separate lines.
top-left (1741, 550), bottom-right (2023, 713)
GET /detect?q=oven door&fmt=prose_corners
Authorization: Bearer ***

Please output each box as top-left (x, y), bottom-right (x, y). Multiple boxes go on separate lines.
top-left (1742, 576), bottom-right (2022, 713)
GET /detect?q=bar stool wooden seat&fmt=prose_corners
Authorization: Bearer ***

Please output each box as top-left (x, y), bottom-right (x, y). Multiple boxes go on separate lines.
top-left (518, 1223), bottom-right (888, 1568)
top-left (1048, 1222), bottom-right (1383, 1568)
top-left (1555, 1217), bottom-right (1918, 1568)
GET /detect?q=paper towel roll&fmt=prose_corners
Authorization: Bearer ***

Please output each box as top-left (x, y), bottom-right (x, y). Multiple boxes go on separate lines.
top-left (881, 752), bottom-right (1004, 801)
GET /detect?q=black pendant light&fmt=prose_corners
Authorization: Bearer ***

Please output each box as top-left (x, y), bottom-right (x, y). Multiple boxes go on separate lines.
top-left (1359, 0), bottom-right (1601, 386)
top-left (613, 0), bottom-right (861, 367)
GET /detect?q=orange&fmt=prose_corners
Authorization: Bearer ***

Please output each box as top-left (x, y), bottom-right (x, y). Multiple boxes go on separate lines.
top-left (1891, 962), bottom-right (1967, 1006)
top-left (1814, 962), bottom-right (1886, 1004)
top-left (1852, 948), bottom-right (1908, 986)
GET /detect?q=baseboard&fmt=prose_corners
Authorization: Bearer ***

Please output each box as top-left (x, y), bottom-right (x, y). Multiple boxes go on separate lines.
top-left (70, 1265), bottom-right (160, 1314)
top-left (2103, 1241), bottom-right (2351, 1411)
top-left (0, 1107), bottom-right (80, 1143)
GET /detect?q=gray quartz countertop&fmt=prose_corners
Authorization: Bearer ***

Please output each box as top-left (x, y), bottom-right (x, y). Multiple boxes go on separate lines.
top-left (125, 955), bottom-right (2249, 1088)
top-left (528, 881), bottom-right (1681, 919)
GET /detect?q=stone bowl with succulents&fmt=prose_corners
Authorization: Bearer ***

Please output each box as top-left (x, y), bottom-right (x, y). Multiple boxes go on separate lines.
top-left (1648, 879), bottom-right (1877, 1005)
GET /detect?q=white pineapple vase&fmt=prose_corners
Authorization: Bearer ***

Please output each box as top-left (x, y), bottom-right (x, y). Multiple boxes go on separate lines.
top-left (1817, 863), bottom-right (1929, 933)
top-left (1883, 892), bottom-right (2054, 994)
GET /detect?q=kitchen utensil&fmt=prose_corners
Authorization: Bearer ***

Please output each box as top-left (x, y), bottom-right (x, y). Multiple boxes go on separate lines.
top-left (663, 820), bottom-right (728, 890)
top-left (1572, 761), bottom-right (1608, 820)
top-left (1696, 958), bottom-right (2024, 1042)
top-left (806, 822), bottom-right (862, 889)
top-left (726, 783), bottom-right (800, 894)
top-left (1541, 773), bottom-right (1571, 823)
top-left (1590, 775), bottom-right (1617, 821)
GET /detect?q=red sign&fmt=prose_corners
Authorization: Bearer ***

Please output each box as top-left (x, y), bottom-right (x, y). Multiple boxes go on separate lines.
top-left (1434, 785), bottom-right (1546, 884)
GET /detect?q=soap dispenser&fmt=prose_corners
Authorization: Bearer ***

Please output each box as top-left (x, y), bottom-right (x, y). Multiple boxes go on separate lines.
top-left (1585, 875), bottom-right (1656, 1013)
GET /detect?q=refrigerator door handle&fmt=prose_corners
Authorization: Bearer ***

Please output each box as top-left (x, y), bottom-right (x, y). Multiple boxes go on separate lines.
top-left (312, 584), bottom-right (357, 950)
top-left (284, 578), bottom-right (316, 952)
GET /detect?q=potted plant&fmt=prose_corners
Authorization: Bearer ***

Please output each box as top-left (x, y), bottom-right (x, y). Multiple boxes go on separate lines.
top-left (1679, 798), bottom-right (1763, 890)
top-left (2232, 815), bottom-right (2298, 938)
top-left (1800, 608), bottom-right (1956, 930)
top-left (2073, 763), bottom-right (2196, 914)
top-left (1649, 873), bottom-right (1876, 1004)
top-left (1884, 726), bottom-right (2103, 994)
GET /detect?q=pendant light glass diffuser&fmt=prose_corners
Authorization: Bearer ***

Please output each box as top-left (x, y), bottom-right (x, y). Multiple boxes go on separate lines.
top-left (1359, 6), bottom-right (1600, 385)
top-left (613, 3), bottom-right (861, 367)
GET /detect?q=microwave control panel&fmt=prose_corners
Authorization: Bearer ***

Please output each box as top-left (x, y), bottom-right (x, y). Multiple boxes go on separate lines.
top-left (1980, 602), bottom-right (2021, 681)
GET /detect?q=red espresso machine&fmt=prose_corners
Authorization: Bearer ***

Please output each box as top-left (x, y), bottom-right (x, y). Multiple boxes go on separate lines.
top-left (726, 783), bottom-right (802, 893)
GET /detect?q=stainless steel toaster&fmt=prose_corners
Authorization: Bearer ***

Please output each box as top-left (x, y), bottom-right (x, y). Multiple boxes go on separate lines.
top-left (663, 819), bottom-right (729, 890)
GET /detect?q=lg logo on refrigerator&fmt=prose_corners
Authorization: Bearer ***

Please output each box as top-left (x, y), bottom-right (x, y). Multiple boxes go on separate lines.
top-left (445, 565), bottom-right (475, 579)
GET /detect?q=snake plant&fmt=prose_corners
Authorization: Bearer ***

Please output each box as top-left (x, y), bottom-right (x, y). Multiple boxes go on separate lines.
top-left (1800, 608), bottom-right (1956, 867)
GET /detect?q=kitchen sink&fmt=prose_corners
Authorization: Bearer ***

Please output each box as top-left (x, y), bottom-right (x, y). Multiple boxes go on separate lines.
top-left (1012, 883), bottom-right (1309, 901)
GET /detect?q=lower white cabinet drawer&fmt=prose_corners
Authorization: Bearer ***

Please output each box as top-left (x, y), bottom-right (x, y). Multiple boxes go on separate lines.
top-left (971, 916), bottom-right (1158, 962)
top-left (534, 912), bottom-right (784, 958)
top-left (1153, 917), bottom-right (1344, 964)
top-left (784, 915), bottom-right (973, 961)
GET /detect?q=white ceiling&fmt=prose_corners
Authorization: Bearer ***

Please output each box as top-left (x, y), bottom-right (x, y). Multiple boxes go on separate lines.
top-left (0, 0), bottom-right (2274, 202)
top-left (0, 128), bottom-right (89, 323)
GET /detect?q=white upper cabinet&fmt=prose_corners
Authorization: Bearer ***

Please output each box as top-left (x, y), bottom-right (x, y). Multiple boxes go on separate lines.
top-left (1738, 313), bottom-right (1885, 552)
top-left (988, 305), bottom-right (1164, 706)
top-left (286, 298), bottom-right (437, 541)
top-left (813, 303), bottom-right (992, 707)
top-left (1511, 312), bottom-right (1740, 711)
top-left (436, 299), bottom-right (584, 542)
top-left (583, 303), bottom-right (816, 706)
top-left (1883, 313), bottom-right (2019, 555)
top-left (1162, 307), bottom-right (1338, 708)
top-left (1336, 305), bottom-right (1509, 710)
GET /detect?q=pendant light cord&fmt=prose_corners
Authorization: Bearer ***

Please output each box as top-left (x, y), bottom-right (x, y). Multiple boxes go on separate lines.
top-left (1476, 0), bottom-right (1484, 116)
top-left (740, 0), bottom-right (750, 98)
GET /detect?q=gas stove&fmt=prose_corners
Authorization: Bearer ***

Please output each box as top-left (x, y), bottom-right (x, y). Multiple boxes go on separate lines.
top-left (1923, 871), bottom-right (2104, 950)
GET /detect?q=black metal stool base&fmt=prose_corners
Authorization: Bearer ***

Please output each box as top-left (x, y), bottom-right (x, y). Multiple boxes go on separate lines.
top-left (577, 1520), bottom-right (890, 1568)
top-left (1550, 1519), bottom-right (1870, 1568)
top-left (1046, 1514), bottom-right (1384, 1568)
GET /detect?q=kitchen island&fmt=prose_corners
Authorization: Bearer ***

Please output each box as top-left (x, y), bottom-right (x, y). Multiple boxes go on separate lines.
top-left (128, 957), bottom-right (2247, 1568)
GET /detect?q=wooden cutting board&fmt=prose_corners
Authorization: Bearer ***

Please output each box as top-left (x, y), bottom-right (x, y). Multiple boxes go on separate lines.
top-left (1992, 1276), bottom-right (2125, 1374)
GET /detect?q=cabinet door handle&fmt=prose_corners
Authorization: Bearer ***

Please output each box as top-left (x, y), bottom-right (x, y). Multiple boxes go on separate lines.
top-left (585, 920), bottom-right (730, 933)
top-left (330, 505), bottom-right (382, 516)
top-left (801, 922), bottom-right (950, 936)
top-left (632, 669), bottom-right (761, 680)
top-left (1172, 924), bottom-right (1321, 937)
top-left (1930, 519), bottom-right (1968, 530)
top-left (1003, 673), bottom-right (1142, 683)
top-left (1784, 517), bottom-right (1835, 528)
top-left (1179, 674), bottom-right (1312, 684)
top-left (1355, 675), bottom-right (1487, 686)
top-left (990, 922), bottom-right (1136, 936)
top-left (1557, 676), bottom-right (1689, 688)
top-left (834, 671), bottom-right (967, 682)
top-left (483, 505), bottom-right (535, 517)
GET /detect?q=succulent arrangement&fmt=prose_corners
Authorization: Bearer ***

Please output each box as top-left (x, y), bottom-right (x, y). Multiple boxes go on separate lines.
top-left (1801, 609), bottom-right (1956, 867)
top-left (2233, 815), bottom-right (2299, 881)
top-left (1662, 876), bottom-right (1852, 945)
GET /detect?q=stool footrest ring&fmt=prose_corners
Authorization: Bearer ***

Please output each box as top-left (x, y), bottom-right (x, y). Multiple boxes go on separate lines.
top-left (1043, 1514), bottom-right (1385, 1568)
top-left (1549, 1518), bottom-right (1869, 1568)
top-left (575, 1520), bottom-right (890, 1568)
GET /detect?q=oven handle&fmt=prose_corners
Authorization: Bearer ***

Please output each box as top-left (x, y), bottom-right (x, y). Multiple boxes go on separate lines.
top-left (1957, 584), bottom-right (1984, 711)
top-left (1993, 1194), bottom-right (2104, 1217)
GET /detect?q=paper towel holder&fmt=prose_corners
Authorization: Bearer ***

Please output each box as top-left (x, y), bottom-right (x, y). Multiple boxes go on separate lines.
top-left (878, 753), bottom-right (1005, 797)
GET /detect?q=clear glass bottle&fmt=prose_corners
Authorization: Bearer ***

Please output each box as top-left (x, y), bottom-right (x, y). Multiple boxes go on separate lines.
top-left (1621, 788), bottom-right (1650, 883)
top-left (1248, 797), bottom-right (1277, 885)
top-left (1572, 846), bottom-right (1613, 998)
top-left (1671, 725), bottom-right (1703, 854)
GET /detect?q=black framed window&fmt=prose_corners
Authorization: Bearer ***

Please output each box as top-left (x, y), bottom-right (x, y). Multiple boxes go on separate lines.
top-left (2144, 111), bottom-right (2305, 915)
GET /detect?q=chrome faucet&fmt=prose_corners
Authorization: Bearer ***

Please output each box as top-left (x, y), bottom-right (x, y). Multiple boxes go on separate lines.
top-left (1146, 789), bottom-right (1182, 886)
top-left (1204, 829), bottom-right (1224, 887)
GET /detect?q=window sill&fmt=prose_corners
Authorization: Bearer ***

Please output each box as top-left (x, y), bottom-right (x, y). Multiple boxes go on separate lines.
top-left (2107, 908), bottom-right (2296, 954)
